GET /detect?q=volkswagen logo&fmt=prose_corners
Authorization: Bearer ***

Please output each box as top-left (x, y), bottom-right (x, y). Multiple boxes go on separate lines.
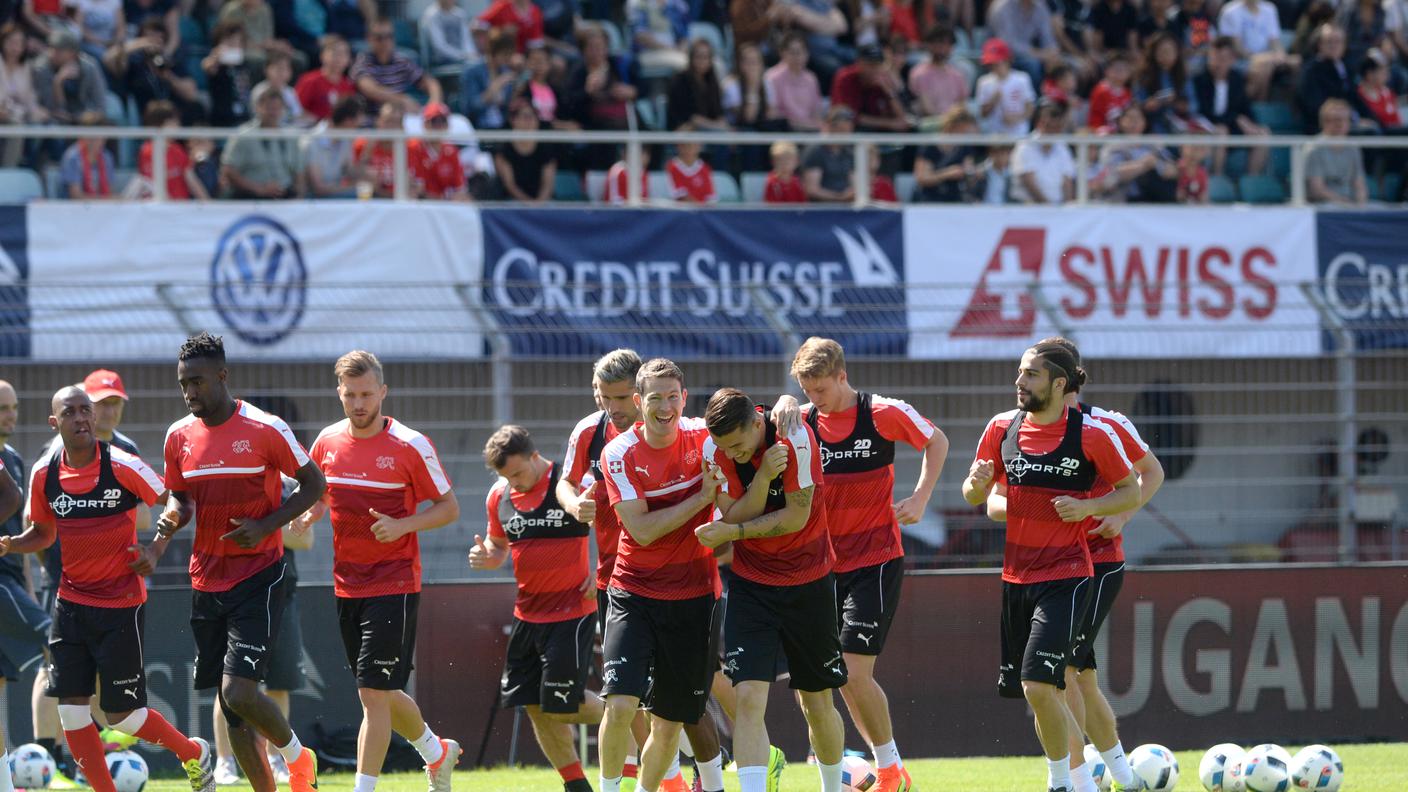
top-left (210, 215), bottom-right (308, 346)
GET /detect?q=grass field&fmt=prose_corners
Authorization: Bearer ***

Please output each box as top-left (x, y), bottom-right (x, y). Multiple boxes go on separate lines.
top-left (137, 743), bottom-right (1403, 791)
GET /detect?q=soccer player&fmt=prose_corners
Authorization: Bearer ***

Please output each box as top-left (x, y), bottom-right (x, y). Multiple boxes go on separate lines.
top-left (294, 350), bottom-right (462, 792)
top-left (0, 380), bottom-right (31, 791)
top-left (153, 332), bottom-right (326, 792)
top-left (555, 349), bottom-right (728, 792)
top-left (696, 388), bottom-right (848, 792)
top-left (0, 386), bottom-right (214, 792)
top-left (780, 337), bottom-right (948, 792)
top-left (961, 341), bottom-right (1139, 792)
top-left (471, 425), bottom-right (603, 792)
top-left (598, 359), bottom-right (726, 792)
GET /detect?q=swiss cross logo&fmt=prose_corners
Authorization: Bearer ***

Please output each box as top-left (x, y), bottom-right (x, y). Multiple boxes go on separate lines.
top-left (376, 456), bottom-right (395, 470)
top-left (607, 459), bottom-right (624, 475)
top-left (232, 439), bottom-right (252, 454)
top-left (950, 228), bottom-right (1046, 338)
top-left (684, 449), bottom-right (700, 467)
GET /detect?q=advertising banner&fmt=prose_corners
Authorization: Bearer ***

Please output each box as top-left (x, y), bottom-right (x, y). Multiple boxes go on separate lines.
top-left (904, 207), bottom-right (1321, 359)
top-left (480, 209), bottom-right (907, 358)
top-left (25, 203), bottom-right (485, 360)
top-left (1316, 211), bottom-right (1408, 351)
top-left (0, 206), bottom-right (29, 358)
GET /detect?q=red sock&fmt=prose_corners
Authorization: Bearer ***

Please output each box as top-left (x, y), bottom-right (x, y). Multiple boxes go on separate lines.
top-left (558, 762), bottom-right (586, 783)
top-left (134, 710), bottom-right (201, 763)
top-left (623, 762), bottom-right (639, 779)
top-left (64, 724), bottom-right (116, 792)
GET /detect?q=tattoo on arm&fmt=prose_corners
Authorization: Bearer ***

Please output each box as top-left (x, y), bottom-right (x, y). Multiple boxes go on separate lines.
top-left (787, 487), bottom-right (813, 511)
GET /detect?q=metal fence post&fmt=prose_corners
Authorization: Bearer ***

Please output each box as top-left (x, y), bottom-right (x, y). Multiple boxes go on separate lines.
top-left (455, 284), bottom-right (513, 425)
top-left (1075, 140), bottom-right (1089, 205)
top-left (1290, 142), bottom-right (1308, 206)
top-left (853, 141), bottom-right (869, 207)
top-left (1301, 282), bottom-right (1357, 562)
top-left (746, 284), bottom-right (801, 395)
top-left (393, 136), bottom-right (410, 201)
top-left (152, 128), bottom-right (168, 202)
top-left (626, 135), bottom-right (642, 207)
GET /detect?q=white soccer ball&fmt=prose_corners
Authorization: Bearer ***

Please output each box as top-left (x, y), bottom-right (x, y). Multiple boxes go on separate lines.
top-left (106, 750), bottom-right (149, 792)
top-left (10, 742), bottom-right (56, 788)
top-left (1290, 745), bottom-right (1343, 792)
top-left (1129, 743), bottom-right (1179, 791)
top-left (1083, 744), bottom-right (1111, 791)
top-left (840, 756), bottom-right (876, 792)
top-left (1200, 743), bottom-right (1248, 792)
top-left (1242, 744), bottom-right (1293, 792)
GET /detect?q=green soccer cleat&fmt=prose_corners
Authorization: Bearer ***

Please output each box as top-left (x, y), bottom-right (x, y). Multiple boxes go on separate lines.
top-left (183, 737), bottom-right (216, 792)
top-left (765, 746), bottom-right (786, 792)
top-left (99, 729), bottom-right (139, 752)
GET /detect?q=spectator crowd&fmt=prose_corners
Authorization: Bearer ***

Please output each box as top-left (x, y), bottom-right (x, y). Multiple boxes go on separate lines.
top-left (0, 0), bottom-right (1403, 203)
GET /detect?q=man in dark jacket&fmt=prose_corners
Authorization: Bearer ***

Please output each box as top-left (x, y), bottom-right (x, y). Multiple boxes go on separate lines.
top-left (1194, 36), bottom-right (1271, 173)
top-left (1297, 22), bottom-right (1374, 132)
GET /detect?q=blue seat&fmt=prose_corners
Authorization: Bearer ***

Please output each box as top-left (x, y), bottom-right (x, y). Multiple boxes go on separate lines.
top-left (1208, 174), bottom-right (1237, 203)
top-left (553, 171), bottom-right (586, 201)
top-left (0, 168), bottom-right (43, 202)
top-left (1238, 174), bottom-right (1287, 204)
top-left (1252, 101), bottom-right (1297, 134)
top-left (714, 171), bottom-right (740, 202)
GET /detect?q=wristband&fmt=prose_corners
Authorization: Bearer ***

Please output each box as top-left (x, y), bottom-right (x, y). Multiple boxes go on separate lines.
top-left (736, 523), bottom-right (744, 541)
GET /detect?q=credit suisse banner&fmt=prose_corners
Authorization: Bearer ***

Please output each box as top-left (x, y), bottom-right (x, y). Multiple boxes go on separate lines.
top-left (24, 203), bottom-right (485, 360)
top-left (1315, 211), bottom-right (1408, 351)
top-left (904, 206), bottom-right (1321, 359)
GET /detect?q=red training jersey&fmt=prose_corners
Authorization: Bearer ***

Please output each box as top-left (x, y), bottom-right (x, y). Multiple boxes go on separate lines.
top-left (803, 395), bottom-right (934, 572)
top-left (409, 139), bottom-right (467, 198)
top-left (296, 70), bottom-right (358, 121)
top-left (974, 408), bottom-right (1132, 584)
top-left (707, 417), bottom-right (833, 586)
top-left (1079, 405), bottom-right (1149, 564)
top-left (602, 417), bottom-right (721, 600)
top-left (486, 462), bottom-right (596, 623)
top-left (871, 175), bottom-right (897, 202)
top-left (310, 417), bottom-right (453, 599)
top-left (604, 161), bottom-right (649, 204)
top-left (560, 411), bottom-right (624, 590)
top-left (667, 157), bottom-right (716, 203)
top-left (163, 401), bottom-right (311, 593)
top-left (765, 172), bottom-right (807, 203)
top-left (28, 444), bottom-right (163, 608)
top-left (138, 141), bottom-right (192, 200)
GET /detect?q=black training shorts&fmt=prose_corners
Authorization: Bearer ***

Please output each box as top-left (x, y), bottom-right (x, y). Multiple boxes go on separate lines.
top-left (46, 599), bottom-right (147, 712)
top-left (191, 560), bottom-right (289, 690)
top-left (600, 587), bottom-right (718, 724)
top-left (835, 558), bottom-right (904, 656)
top-left (1070, 562), bottom-right (1125, 672)
top-left (998, 575), bottom-right (1093, 699)
top-left (337, 593), bottom-right (419, 691)
top-left (723, 573), bottom-right (846, 692)
top-left (501, 613), bottom-right (594, 713)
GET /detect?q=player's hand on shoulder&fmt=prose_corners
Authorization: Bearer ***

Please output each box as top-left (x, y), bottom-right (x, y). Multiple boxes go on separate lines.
top-left (694, 520), bottom-right (733, 549)
top-left (759, 443), bottom-right (789, 481)
top-left (771, 395), bottom-right (802, 434)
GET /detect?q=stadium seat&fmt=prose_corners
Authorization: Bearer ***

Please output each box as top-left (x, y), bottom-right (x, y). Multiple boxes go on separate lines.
top-left (688, 21), bottom-right (727, 66)
top-left (647, 171), bottom-right (671, 200)
top-left (741, 172), bottom-right (767, 203)
top-left (601, 21), bottom-right (626, 55)
top-left (634, 97), bottom-right (662, 130)
top-left (1382, 173), bottom-right (1403, 202)
top-left (1208, 174), bottom-right (1238, 203)
top-left (585, 170), bottom-right (609, 203)
top-left (714, 171), bottom-right (740, 202)
top-left (553, 171), bottom-right (586, 201)
top-left (112, 168), bottom-right (136, 196)
top-left (1252, 101), bottom-right (1297, 134)
top-left (894, 173), bottom-right (916, 202)
top-left (1269, 146), bottom-right (1290, 179)
top-left (1238, 174), bottom-right (1287, 204)
top-left (0, 168), bottom-right (43, 202)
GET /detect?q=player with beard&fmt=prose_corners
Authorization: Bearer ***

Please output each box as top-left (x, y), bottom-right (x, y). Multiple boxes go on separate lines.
top-left (294, 351), bottom-right (462, 792)
top-left (153, 332), bottom-right (326, 792)
top-left (556, 349), bottom-right (727, 792)
top-left (961, 342), bottom-right (1138, 792)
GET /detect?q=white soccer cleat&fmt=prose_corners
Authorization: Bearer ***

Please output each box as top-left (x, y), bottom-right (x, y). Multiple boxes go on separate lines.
top-left (213, 756), bottom-right (240, 787)
top-left (425, 738), bottom-right (462, 792)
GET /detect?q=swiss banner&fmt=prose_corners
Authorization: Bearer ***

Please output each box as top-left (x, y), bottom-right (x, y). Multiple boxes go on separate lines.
top-left (904, 207), bottom-right (1321, 359)
top-left (25, 203), bottom-right (485, 360)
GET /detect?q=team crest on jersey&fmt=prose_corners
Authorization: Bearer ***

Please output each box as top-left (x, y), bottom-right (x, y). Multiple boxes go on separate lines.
top-left (684, 449), bottom-right (700, 467)
top-left (232, 439), bottom-right (252, 455)
top-left (607, 460), bottom-right (624, 474)
top-left (376, 456), bottom-right (396, 470)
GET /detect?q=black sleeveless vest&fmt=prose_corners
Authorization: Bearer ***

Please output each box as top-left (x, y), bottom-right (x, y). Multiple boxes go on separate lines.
top-left (45, 442), bottom-right (140, 520)
top-left (731, 415), bottom-right (786, 513)
top-left (585, 411), bottom-right (610, 485)
top-left (497, 464), bottom-right (590, 541)
top-left (804, 391), bottom-right (896, 474)
top-left (999, 407), bottom-right (1099, 492)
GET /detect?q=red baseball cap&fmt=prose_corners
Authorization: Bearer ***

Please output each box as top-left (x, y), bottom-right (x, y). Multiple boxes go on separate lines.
top-left (981, 38), bottom-right (1012, 65)
top-left (83, 369), bottom-right (128, 401)
top-left (422, 102), bottom-right (451, 122)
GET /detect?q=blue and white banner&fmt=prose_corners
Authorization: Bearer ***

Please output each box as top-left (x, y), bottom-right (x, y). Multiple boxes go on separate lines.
top-left (904, 206), bottom-right (1321, 359)
top-left (480, 209), bottom-right (907, 358)
top-left (0, 206), bottom-right (30, 358)
top-left (25, 203), bottom-right (485, 360)
top-left (1316, 211), bottom-right (1408, 351)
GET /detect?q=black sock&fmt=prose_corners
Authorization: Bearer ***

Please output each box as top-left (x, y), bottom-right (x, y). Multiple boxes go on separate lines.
top-left (564, 778), bottom-right (594, 792)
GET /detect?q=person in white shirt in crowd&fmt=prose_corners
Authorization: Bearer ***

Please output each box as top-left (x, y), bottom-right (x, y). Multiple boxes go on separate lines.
top-left (1012, 98), bottom-right (1076, 203)
top-left (1218, 0), bottom-right (1299, 98)
top-left (975, 38), bottom-right (1036, 136)
top-left (421, 0), bottom-right (480, 68)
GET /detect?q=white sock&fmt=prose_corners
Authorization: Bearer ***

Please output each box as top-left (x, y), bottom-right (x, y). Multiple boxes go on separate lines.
top-left (58, 704), bottom-right (93, 730)
top-left (665, 752), bottom-right (682, 780)
top-left (276, 733), bottom-right (303, 763)
top-left (353, 773), bottom-right (378, 792)
top-left (1070, 761), bottom-right (1098, 792)
top-left (0, 754), bottom-right (13, 792)
top-left (819, 760), bottom-right (842, 792)
top-left (698, 753), bottom-right (724, 792)
top-left (1100, 743), bottom-right (1135, 787)
top-left (738, 766), bottom-right (767, 792)
top-left (625, 755), bottom-right (639, 768)
top-left (109, 708), bottom-right (149, 735)
top-left (600, 776), bottom-right (621, 792)
top-left (412, 725), bottom-right (445, 765)
top-left (872, 740), bottom-right (901, 770)
top-left (1047, 754), bottom-right (1072, 791)
top-left (679, 733), bottom-right (695, 759)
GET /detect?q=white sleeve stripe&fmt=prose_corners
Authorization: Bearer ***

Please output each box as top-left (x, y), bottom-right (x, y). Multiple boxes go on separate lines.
top-left (785, 424), bottom-right (816, 489)
top-left (872, 395), bottom-right (935, 439)
top-left (561, 413), bottom-right (602, 481)
top-left (112, 453), bottom-right (165, 495)
top-left (601, 434), bottom-right (640, 501)
top-left (404, 434), bottom-right (452, 495)
top-left (1089, 406), bottom-right (1150, 453)
top-left (1084, 416), bottom-right (1134, 469)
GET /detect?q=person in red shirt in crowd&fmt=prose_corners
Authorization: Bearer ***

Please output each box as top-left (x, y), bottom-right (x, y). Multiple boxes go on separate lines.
top-left (1357, 52), bottom-right (1402, 129)
top-left (962, 341), bottom-right (1138, 792)
top-left (470, 425), bottom-right (603, 792)
top-left (477, 0), bottom-right (543, 54)
top-left (867, 145), bottom-right (898, 202)
top-left (138, 100), bottom-right (210, 200)
top-left (294, 350), bottom-right (461, 792)
top-left (295, 34), bottom-right (356, 122)
top-left (153, 332), bottom-right (326, 792)
top-left (409, 103), bottom-right (468, 200)
top-left (354, 103), bottom-right (404, 198)
top-left (667, 132), bottom-right (716, 204)
top-left (765, 141), bottom-right (806, 203)
top-left (553, 350), bottom-right (726, 792)
top-left (604, 145), bottom-right (650, 204)
top-left (1087, 52), bottom-right (1134, 131)
top-left (771, 338), bottom-right (947, 792)
top-left (1, 387), bottom-right (215, 792)
top-left (830, 44), bottom-right (911, 132)
top-left (697, 389), bottom-right (847, 792)
top-left (1176, 143), bottom-right (1210, 203)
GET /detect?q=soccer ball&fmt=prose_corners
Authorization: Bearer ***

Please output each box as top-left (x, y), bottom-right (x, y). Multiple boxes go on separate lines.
top-left (1290, 745), bottom-right (1343, 792)
top-left (106, 750), bottom-right (149, 792)
top-left (1242, 745), bottom-right (1293, 792)
top-left (10, 742), bottom-right (56, 788)
top-left (1083, 744), bottom-right (1111, 791)
top-left (1129, 744), bottom-right (1179, 791)
top-left (840, 756), bottom-right (876, 792)
top-left (1200, 743), bottom-right (1248, 792)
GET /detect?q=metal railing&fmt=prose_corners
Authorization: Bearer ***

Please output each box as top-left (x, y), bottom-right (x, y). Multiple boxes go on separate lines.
top-left (8, 124), bottom-right (1408, 206)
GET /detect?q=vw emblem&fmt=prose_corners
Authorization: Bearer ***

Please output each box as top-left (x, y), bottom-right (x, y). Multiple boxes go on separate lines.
top-left (210, 215), bottom-right (308, 346)
top-left (1007, 455), bottom-right (1031, 481)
